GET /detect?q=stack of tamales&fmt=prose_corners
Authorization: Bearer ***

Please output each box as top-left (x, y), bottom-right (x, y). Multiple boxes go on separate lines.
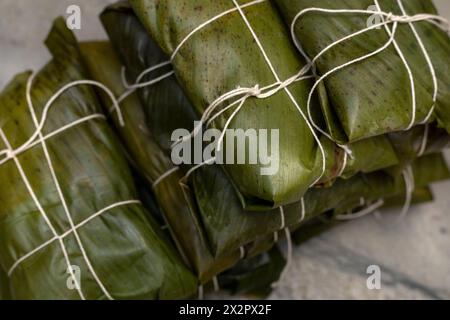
top-left (0, 0), bottom-right (449, 299)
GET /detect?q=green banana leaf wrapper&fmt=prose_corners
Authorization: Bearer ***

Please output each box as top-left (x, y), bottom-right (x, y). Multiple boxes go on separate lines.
top-left (80, 37), bottom-right (299, 283)
top-left (218, 246), bottom-right (286, 299)
top-left (293, 152), bottom-right (450, 244)
top-left (128, 0), bottom-right (321, 207)
top-left (127, 0), bottom-right (410, 207)
top-left (0, 268), bottom-right (10, 300)
top-left (79, 33), bottom-right (432, 286)
top-left (0, 19), bottom-right (197, 299)
top-left (293, 187), bottom-right (433, 246)
top-left (327, 152), bottom-right (450, 217)
top-left (385, 124), bottom-right (450, 176)
top-left (101, 2), bottom-right (431, 199)
top-left (95, 4), bottom-right (396, 273)
top-left (94, 3), bottom-right (448, 281)
top-left (219, 154), bottom-right (446, 299)
top-left (274, 0), bottom-right (450, 143)
top-left (218, 173), bottom-right (427, 297)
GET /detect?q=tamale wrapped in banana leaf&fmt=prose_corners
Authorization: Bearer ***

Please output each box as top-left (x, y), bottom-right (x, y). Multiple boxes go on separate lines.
top-left (93, 3), bottom-right (401, 273)
top-left (103, 2), bottom-right (435, 203)
top-left (87, 3), bottom-right (449, 283)
top-left (127, 0), bottom-right (321, 207)
top-left (274, 0), bottom-right (450, 142)
top-left (80, 37), bottom-right (297, 281)
top-left (79, 32), bottom-right (439, 285)
top-left (0, 19), bottom-right (197, 299)
top-left (127, 0), bottom-right (412, 207)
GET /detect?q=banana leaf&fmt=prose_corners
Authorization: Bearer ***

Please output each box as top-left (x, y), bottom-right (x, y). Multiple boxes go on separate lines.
top-left (218, 246), bottom-right (286, 299)
top-left (0, 268), bottom-right (10, 300)
top-left (94, 3), bottom-right (447, 274)
top-left (331, 152), bottom-right (449, 216)
top-left (127, 0), bottom-right (411, 207)
top-left (293, 187), bottom-right (433, 246)
top-left (96, 3), bottom-right (399, 264)
top-left (77, 34), bottom-right (375, 280)
top-left (383, 186), bottom-right (433, 208)
top-left (293, 152), bottom-right (450, 244)
top-left (94, 1), bottom-right (448, 284)
top-left (274, 0), bottom-right (450, 143)
top-left (128, 0), bottom-right (320, 207)
top-left (105, 2), bottom-right (415, 203)
top-left (0, 18), bottom-right (197, 299)
top-left (79, 37), bottom-right (300, 284)
top-left (386, 124), bottom-right (450, 176)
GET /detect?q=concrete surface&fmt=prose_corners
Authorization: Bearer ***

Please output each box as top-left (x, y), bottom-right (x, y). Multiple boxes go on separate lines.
top-left (0, 0), bottom-right (449, 300)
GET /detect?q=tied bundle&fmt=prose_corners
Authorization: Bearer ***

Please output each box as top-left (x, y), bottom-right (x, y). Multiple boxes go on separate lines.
top-left (0, 0), bottom-right (449, 299)
top-left (0, 18), bottom-right (197, 300)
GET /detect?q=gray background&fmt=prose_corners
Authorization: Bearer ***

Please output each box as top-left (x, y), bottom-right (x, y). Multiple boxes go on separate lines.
top-left (0, 0), bottom-right (449, 300)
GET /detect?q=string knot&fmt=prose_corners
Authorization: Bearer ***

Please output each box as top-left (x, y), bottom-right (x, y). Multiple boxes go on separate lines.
top-left (338, 144), bottom-right (354, 159)
top-left (0, 149), bottom-right (15, 161)
top-left (250, 84), bottom-right (261, 96)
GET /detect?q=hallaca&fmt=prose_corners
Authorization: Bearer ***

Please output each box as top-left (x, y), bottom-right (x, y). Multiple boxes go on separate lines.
top-left (91, 2), bottom-right (449, 283)
top-left (126, 0), bottom-right (403, 207)
top-left (274, 0), bottom-right (450, 142)
top-left (80, 37), bottom-right (306, 284)
top-left (0, 19), bottom-right (197, 299)
top-left (101, 2), bottom-right (425, 206)
top-left (95, 4), bottom-right (391, 277)
top-left (127, 0), bottom-right (450, 208)
top-left (0, 0), bottom-right (449, 301)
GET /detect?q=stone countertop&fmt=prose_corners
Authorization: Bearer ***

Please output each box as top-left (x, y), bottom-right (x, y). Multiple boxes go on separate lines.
top-left (0, 0), bottom-right (449, 300)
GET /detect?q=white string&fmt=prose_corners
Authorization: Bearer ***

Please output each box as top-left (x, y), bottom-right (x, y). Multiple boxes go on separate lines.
top-left (7, 200), bottom-right (141, 277)
top-left (126, 0), bottom-right (267, 89)
top-left (231, 0), bottom-right (327, 186)
top-left (299, 197), bottom-right (306, 223)
top-left (303, 21), bottom-right (401, 143)
top-left (395, 0), bottom-right (437, 156)
top-left (271, 228), bottom-right (292, 289)
top-left (0, 114), bottom-right (105, 166)
top-left (0, 127), bottom-right (85, 300)
top-left (0, 72), bottom-right (144, 299)
top-left (152, 167), bottom-right (180, 189)
top-left (337, 150), bottom-right (348, 178)
top-left (374, 165), bottom-right (415, 224)
top-left (25, 73), bottom-right (113, 300)
top-left (273, 206), bottom-right (286, 243)
top-left (395, 0), bottom-right (438, 125)
top-left (198, 285), bottom-right (204, 300)
top-left (116, 0), bottom-right (267, 108)
top-left (290, 5), bottom-right (449, 141)
top-left (273, 231), bottom-right (278, 243)
top-left (0, 78), bottom-right (124, 163)
top-left (418, 124), bottom-right (429, 157)
top-left (398, 165), bottom-right (415, 221)
top-left (374, 0), bottom-right (417, 130)
top-left (335, 199), bottom-right (385, 221)
top-left (212, 276), bottom-right (220, 292)
top-left (239, 246), bottom-right (246, 259)
top-left (179, 157), bottom-right (216, 185)
top-left (279, 206), bottom-right (286, 230)
top-left (272, 199), bottom-right (308, 288)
